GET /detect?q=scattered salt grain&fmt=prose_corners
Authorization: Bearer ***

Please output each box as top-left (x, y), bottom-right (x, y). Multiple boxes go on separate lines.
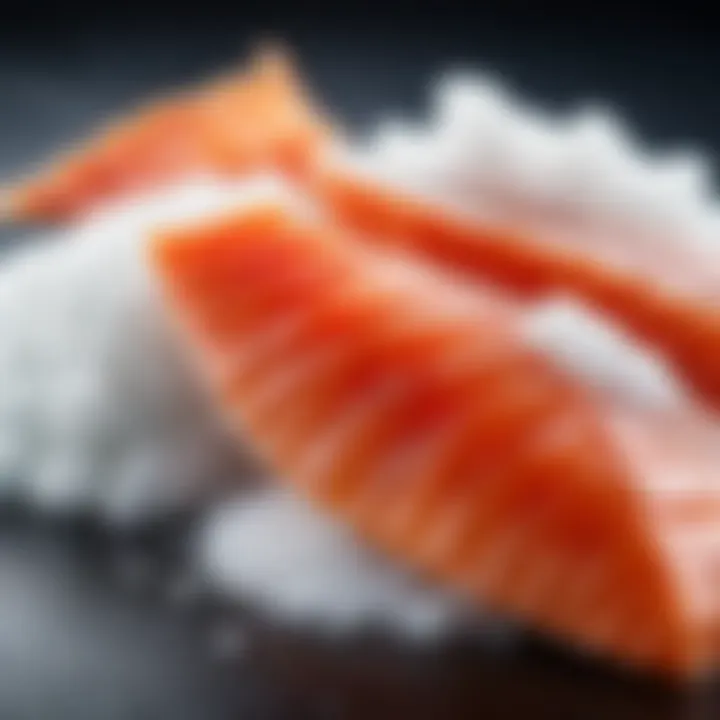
top-left (208, 618), bottom-right (250, 662)
top-left (166, 572), bottom-right (205, 608)
top-left (114, 552), bottom-right (157, 595)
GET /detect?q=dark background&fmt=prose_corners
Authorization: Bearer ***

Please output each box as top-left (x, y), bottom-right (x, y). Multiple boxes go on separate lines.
top-left (1, 4), bottom-right (719, 718)
top-left (3, 3), bottom-right (720, 174)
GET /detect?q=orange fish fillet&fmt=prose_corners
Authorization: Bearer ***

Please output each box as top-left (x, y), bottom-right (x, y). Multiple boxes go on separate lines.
top-left (1, 48), bottom-right (330, 222)
top-left (314, 167), bottom-right (720, 411)
top-left (151, 205), bottom-right (719, 678)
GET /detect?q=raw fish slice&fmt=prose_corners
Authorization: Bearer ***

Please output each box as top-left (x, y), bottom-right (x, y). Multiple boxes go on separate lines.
top-left (1, 48), bottom-right (330, 221)
top-left (152, 206), bottom-right (719, 677)
top-left (314, 166), bottom-right (720, 410)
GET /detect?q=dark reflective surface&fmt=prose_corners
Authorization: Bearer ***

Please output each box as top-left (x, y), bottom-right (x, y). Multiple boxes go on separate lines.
top-left (2, 6), bottom-right (720, 718)
top-left (0, 506), bottom-right (720, 720)
top-left (0, 511), bottom-right (716, 720)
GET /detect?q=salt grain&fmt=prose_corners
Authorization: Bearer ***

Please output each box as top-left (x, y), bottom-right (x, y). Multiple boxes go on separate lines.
top-left (166, 572), bottom-right (205, 608)
top-left (208, 618), bottom-right (250, 662)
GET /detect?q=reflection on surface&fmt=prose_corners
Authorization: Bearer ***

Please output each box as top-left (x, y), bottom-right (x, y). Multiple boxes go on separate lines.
top-left (0, 511), bottom-right (716, 720)
top-left (252, 624), bottom-right (714, 720)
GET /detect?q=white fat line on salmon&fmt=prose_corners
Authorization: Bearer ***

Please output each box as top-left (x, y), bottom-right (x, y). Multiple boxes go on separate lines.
top-left (521, 296), bottom-right (688, 409)
top-left (76, 171), bottom-right (317, 240)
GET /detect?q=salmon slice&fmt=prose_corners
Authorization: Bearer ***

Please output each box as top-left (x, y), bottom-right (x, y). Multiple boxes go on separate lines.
top-left (1, 47), bottom-right (330, 222)
top-left (314, 166), bottom-right (720, 411)
top-left (151, 204), bottom-right (719, 678)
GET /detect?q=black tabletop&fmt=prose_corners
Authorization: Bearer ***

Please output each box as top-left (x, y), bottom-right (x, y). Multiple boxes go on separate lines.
top-left (1, 5), bottom-right (719, 718)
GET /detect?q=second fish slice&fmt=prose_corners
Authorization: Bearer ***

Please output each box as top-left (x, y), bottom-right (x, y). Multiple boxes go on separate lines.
top-left (1, 47), bottom-right (330, 222)
top-left (314, 162), bottom-right (720, 411)
top-left (151, 203), bottom-right (719, 678)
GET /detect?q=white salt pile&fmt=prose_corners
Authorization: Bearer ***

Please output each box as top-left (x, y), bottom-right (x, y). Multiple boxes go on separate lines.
top-left (197, 488), bottom-right (476, 641)
top-left (0, 176), bottom-right (295, 521)
top-left (336, 71), bottom-right (720, 274)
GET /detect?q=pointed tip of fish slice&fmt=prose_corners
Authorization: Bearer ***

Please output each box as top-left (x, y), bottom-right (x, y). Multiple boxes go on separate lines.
top-left (0, 187), bottom-right (12, 222)
top-left (203, 41), bottom-right (296, 98)
top-left (249, 39), bottom-right (297, 79)
top-left (4, 43), bottom-right (331, 223)
top-left (0, 183), bottom-right (31, 224)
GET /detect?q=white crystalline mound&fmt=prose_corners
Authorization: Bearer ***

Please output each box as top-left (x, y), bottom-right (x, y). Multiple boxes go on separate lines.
top-left (0, 175), bottom-right (301, 521)
top-left (344, 71), bottom-right (720, 260)
top-left (198, 488), bottom-right (478, 640)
